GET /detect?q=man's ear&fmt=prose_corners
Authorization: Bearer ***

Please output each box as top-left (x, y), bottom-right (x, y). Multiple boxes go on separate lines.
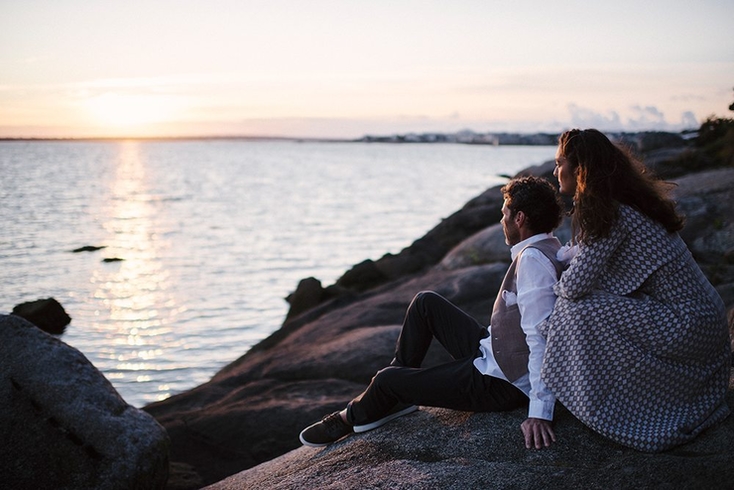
top-left (514, 210), bottom-right (526, 227)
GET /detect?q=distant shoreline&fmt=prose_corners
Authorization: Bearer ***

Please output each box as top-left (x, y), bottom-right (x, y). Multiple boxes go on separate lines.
top-left (0, 135), bottom-right (343, 143)
top-left (0, 129), bottom-right (695, 146)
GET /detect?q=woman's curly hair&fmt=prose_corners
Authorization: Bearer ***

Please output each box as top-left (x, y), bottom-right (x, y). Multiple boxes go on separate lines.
top-left (558, 129), bottom-right (684, 242)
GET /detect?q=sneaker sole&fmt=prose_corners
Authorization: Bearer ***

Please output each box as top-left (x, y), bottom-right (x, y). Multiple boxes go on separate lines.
top-left (353, 405), bottom-right (418, 433)
top-left (299, 431), bottom-right (329, 447)
top-left (299, 429), bottom-right (351, 447)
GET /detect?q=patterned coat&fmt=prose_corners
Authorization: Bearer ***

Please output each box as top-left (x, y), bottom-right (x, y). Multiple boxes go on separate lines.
top-left (539, 204), bottom-right (730, 451)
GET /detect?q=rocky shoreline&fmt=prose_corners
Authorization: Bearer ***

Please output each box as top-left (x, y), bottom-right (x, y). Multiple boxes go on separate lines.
top-left (144, 136), bottom-right (734, 489)
top-left (3, 131), bottom-right (732, 489)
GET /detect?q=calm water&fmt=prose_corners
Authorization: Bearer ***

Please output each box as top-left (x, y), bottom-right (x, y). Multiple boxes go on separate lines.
top-left (1, 139), bottom-right (555, 407)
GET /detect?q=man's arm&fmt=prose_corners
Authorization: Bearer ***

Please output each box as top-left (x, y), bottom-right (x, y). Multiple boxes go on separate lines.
top-left (516, 249), bottom-right (559, 448)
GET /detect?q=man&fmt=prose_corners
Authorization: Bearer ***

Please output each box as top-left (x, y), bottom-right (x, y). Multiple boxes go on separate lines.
top-left (299, 176), bottom-right (565, 449)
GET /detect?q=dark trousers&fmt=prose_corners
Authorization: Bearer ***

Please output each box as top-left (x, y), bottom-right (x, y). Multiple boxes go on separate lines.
top-left (347, 291), bottom-right (527, 425)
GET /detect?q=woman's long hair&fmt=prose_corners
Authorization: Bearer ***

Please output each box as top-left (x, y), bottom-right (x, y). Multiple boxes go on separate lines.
top-left (558, 129), bottom-right (684, 242)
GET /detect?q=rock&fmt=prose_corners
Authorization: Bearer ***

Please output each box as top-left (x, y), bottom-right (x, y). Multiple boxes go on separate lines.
top-left (674, 168), bottom-right (734, 289)
top-left (618, 131), bottom-right (687, 153)
top-left (1, 314), bottom-right (170, 489)
top-left (438, 223), bottom-right (511, 270)
top-left (166, 462), bottom-right (204, 490)
top-left (439, 218), bottom-right (573, 271)
top-left (285, 277), bottom-right (326, 322)
top-left (71, 245), bottom-right (107, 253)
top-left (11, 297), bottom-right (71, 335)
top-left (641, 147), bottom-right (693, 177)
top-left (205, 391), bottom-right (734, 490)
top-left (336, 259), bottom-right (388, 292)
top-left (102, 257), bottom-right (124, 263)
top-left (674, 168), bottom-right (734, 258)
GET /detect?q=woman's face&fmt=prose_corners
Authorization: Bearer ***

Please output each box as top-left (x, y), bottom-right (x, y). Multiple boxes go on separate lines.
top-left (554, 147), bottom-right (577, 196)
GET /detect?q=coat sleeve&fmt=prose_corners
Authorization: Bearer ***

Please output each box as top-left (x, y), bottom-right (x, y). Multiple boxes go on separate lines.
top-left (554, 220), bottom-right (628, 300)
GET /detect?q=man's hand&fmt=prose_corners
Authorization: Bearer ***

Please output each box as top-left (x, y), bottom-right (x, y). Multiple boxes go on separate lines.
top-left (521, 417), bottom-right (556, 449)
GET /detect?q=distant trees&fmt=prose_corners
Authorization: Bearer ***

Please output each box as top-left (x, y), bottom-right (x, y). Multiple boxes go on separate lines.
top-left (691, 87), bottom-right (733, 167)
top-left (696, 112), bottom-right (734, 167)
top-left (660, 94), bottom-right (734, 176)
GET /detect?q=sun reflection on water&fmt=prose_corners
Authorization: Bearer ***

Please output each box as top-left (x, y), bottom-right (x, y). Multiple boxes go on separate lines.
top-left (89, 140), bottom-right (180, 404)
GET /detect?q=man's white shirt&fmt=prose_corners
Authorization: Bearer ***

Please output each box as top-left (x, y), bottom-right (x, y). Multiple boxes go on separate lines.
top-left (473, 232), bottom-right (559, 421)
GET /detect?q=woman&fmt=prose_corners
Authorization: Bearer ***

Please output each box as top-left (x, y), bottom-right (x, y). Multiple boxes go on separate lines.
top-left (540, 128), bottom-right (730, 452)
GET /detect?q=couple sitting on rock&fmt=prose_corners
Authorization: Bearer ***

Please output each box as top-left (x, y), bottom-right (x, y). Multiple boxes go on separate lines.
top-left (300, 129), bottom-right (731, 452)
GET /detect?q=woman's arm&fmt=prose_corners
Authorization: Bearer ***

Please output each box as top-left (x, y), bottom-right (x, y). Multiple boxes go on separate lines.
top-left (555, 221), bottom-right (628, 299)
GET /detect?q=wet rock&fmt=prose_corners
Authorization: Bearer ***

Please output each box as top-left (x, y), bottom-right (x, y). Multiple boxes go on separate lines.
top-left (71, 245), bottom-right (107, 253)
top-left (11, 298), bottom-right (71, 335)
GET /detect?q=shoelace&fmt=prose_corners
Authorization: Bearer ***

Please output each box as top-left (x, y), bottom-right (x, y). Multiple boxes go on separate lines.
top-left (321, 412), bottom-right (348, 435)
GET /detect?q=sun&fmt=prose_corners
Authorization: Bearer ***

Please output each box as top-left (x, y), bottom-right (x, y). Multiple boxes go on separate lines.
top-left (85, 92), bottom-right (181, 131)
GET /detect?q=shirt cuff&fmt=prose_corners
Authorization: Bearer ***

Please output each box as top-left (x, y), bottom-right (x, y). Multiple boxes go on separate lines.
top-left (527, 399), bottom-right (555, 421)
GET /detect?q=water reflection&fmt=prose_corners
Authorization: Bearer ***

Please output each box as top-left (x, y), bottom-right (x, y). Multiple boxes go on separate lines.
top-left (90, 141), bottom-right (178, 404)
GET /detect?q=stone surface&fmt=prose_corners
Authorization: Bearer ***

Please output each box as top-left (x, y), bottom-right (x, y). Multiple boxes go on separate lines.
top-left (146, 163), bottom-right (734, 489)
top-left (1, 314), bottom-right (170, 490)
top-left (205, 389), bottom-right (734, 490)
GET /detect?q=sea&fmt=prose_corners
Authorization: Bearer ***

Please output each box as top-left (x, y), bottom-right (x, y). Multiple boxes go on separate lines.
top-left (1, 139), bottom-right (556, 407)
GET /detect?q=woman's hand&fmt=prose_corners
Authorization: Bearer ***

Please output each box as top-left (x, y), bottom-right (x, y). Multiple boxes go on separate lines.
top-left (521, 417), bottom-right (556, 449)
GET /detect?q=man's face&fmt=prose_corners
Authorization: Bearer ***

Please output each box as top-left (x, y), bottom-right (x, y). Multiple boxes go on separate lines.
top-left (501, 200), bottom-right (521, 246)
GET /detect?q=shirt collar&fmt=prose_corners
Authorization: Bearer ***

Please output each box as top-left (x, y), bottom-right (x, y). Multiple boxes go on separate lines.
top-left (510, 232), bottom-right (554, 261)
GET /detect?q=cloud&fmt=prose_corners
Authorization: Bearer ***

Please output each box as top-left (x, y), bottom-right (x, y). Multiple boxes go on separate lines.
top-left (627, 105), bottom-right (666, 130)
top-left (567, 104), bottom-right (623, 130)
top-left (566, 103), bottom-right (699, 132)
top-left (681, 111), bottom-right (698, 129)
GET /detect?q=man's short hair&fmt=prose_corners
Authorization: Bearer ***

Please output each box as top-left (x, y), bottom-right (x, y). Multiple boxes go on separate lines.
top-left (501, 176), bottom-right (563, 234)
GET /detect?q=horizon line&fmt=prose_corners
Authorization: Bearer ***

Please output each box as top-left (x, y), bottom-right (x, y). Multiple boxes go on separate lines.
top-left (0, 127), bottom-right (698, 144)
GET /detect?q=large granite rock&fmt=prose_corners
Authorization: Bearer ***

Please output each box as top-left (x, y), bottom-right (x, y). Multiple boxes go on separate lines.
top-left (205, 389), bottom-right (734, 490)
top-left (146, 165), bottom-right (734, 489)
top-left (0, 314), bottom-right (170, 490)
top-left (674, 169), bottom-right (734, 304)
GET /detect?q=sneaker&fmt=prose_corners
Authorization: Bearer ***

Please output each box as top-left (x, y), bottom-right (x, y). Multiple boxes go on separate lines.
top-left (299, 411), bottom-right (353, 447)
top-left (353, 404), bottom-right (418, 433)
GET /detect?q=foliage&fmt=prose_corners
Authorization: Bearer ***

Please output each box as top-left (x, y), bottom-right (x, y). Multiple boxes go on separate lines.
top-left (696, 116), bottom-right (734, 147)
top-left (696, 116), bottom-right (734, 168)
top-left (654, 114), bottom-right (734, 179)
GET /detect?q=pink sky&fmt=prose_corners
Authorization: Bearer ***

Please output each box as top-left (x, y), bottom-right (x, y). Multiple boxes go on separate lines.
top-left (1, 0), bottom-right (732, 139)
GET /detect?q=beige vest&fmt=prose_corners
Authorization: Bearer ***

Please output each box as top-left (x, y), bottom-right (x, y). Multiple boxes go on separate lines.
top-left (491, 237), bottom-right (563, 382)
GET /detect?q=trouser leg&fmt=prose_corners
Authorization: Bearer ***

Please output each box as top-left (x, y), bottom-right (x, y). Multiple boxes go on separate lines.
top-left (348, 291), bottom-right (526, 425)
top-left (392, 291), bottom-right (486, 367)
top-left (348, 358), bottom-right (527, 425)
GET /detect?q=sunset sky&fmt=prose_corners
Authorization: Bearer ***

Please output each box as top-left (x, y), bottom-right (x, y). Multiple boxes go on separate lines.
top-left (1, 0), bottom-right (732, 139)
